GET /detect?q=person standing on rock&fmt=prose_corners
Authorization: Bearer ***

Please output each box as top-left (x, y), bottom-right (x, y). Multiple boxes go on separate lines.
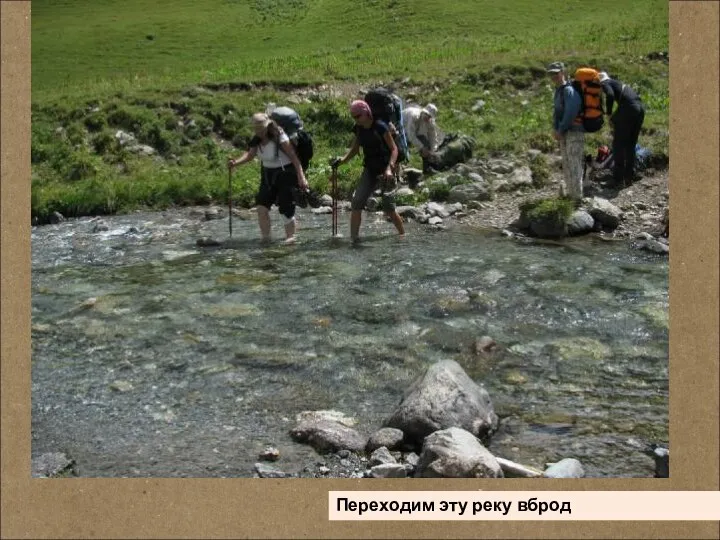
top-left (402, 103), bottom-right (440, 173)
top-left (228, 113), bottom-right (309, 244)
top-left (547, 61), bottom-right (585, 203)
top-left (331, 100), bottom-right (405, 244)
top-left (599, 71), bottom-right (646, 187)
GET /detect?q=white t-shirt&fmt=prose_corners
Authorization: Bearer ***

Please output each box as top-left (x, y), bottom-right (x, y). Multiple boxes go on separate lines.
top-left (253, 132), bottom-right (293, 169)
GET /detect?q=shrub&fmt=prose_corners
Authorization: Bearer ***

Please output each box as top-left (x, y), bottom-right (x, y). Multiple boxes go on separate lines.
top-left (84, 111), bottom-right (107, 132)
top-left (529, 153), bottom-right (551, 188)
top-left (92, 130), bottom-right (117, 154)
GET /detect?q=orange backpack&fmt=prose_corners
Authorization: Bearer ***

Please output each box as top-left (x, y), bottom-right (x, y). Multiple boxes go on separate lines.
top-left (571, 67), bottom-right (604, 133)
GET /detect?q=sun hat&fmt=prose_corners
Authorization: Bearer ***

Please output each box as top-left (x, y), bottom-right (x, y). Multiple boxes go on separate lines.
top-left (250, 112), bottom-right (270, 128)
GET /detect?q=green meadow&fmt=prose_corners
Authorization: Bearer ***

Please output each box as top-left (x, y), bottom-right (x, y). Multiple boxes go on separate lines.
top-left (31, 0), bottom-right (669, 223)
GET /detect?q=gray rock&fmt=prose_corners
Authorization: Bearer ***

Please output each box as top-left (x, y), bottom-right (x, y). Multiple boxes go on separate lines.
top-left (395, 206), bottom-right (420, 220)
top-left (114, 130), bottom-right (136, 146)
top-left (204, 208), bottom-right (224, 221)
top-left (196, 237), bottom-right (221, 247)
top-left (426, 202), bottom-right (450, 218)
top-left (447, 182), bottom-right (492, 204)
top-left (403, 452), bottom-right (420, 467)
top-left (543, 458), bottom-right (585, 478)
top-left (320, 194), bottom-right (334, 207)
top-left (49, 211), bottom-right (65, 224)
top-left (416, 427), bottom-right (503, 478)
top-left (366, 427), bottom-right (404, 452)
top-left (489, 160), bottom-right (514, 174)
top-left (446, 202), bottom-right (464, 215)
top-left (586, 197), bottom-right (623, 229)
top-left (529, 217), bottom-right (567, 239)
top-left (259, 446), bottom-right (280, 461)
top-left (636, 239), bottom-right (669, 255)
top-left (497, 166), bottom-right (533, 192)
top-left (290, 419), bottom-right (366, 453)
top-left (370, 463), bottom-right (407, 478)
top-left (527, 149), bottom-right (542, 161)
top-left (395, 187), bottom-right (415, 197)
top-left (467, 172), bottom-right (484, 184)
top-left (566, 210), bottom-right (595, 236)
top-left (92, 221), bottom-right (109, 233)
top-left (295, 410), bottom-right (357, 427)
top-left (644, 444), bottom-right (669, 478)
top-left (311, 206), bottom-right (333, 214)
top-left (255, 462), bottom-right (287, 478)
top-left (32, 452), bottom-right (74, 478)
top-left (428, 216), bottom-right (443, 226)
top-left (384, 359), bottom-right (499, 446)
top-left (369, 447), bottom-right (397, 467)
top-left (130, 144), bottom-right (156, 156)
top-left (471, 99), bottom-right (486, 112)
top-left (635, 232), bottom-right (655, 241)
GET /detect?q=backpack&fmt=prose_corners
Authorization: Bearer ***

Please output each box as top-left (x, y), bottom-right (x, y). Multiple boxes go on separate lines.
top-left (429, 133), bottom-right (476, 171)
top-left (268, 106), bottom-right (314, 171)
top-left (571, 67), bottom-right (604, 133)
top-left (364, 87), bottom-right (409, 162)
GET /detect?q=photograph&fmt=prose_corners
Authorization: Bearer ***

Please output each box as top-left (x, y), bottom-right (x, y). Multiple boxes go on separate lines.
top-left (29, 0), bottom-right (670, 482)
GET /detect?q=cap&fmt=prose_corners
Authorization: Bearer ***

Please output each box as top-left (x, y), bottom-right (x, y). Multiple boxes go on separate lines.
top-left (598, 71), bottom-right (610, 83)
top-left (422, 103), bottom-right (438, 119)
top-left (546, 61), bottom-right (565, 74)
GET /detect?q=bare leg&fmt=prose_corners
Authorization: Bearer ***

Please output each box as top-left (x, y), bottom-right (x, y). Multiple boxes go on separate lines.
top-left (283, 217), bottom-right (296, 244)
top-left (350, 210), bottom-right (362, 243)
top-left (387, 210), bottom-right (405, 237)
top-left (257, 205), bottom-right (271, 241)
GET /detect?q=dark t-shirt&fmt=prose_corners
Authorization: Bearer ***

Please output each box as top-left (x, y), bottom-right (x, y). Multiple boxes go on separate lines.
top-left (602, 79), bottom-right (642, 116)
top-left (355, 120), bottom-right (391, 174)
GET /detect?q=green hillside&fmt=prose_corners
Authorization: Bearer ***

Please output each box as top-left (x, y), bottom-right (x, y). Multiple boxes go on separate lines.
top-left (31, 0), bottom-right (669, 222)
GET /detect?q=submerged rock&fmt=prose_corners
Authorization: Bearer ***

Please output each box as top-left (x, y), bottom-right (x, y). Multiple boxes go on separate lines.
top-left (32, 452), bottom-right (74, 478)
top-left (416, 427), bottom-right (503, 478)
top-left (543, 458), bottom-right (585, 478)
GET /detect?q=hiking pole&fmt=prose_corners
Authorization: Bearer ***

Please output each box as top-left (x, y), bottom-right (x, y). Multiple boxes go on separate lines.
top-left (228, 164), bottom-right (233, 238)
top-left (331, 164), bottom-right (339, 237)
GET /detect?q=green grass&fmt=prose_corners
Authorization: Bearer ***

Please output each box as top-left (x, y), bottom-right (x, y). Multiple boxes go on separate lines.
top-left (31, 0), bottom-right (669, 223)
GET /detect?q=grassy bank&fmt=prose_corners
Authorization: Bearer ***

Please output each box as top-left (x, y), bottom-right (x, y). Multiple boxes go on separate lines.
top-left (31, 0), bottom-right (669, 223)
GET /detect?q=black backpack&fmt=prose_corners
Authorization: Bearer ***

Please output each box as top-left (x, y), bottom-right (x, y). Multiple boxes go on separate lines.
top-left (364, 88), bottom-right (409, 163)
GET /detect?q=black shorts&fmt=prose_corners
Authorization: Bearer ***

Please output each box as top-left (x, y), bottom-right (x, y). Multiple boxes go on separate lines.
top-left (256, 165), bottom-right (297, 218)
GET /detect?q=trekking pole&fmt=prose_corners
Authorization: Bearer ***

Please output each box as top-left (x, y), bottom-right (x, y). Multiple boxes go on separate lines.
top-left (228, 165), bottom-right (233, 238)
top-left (331, 164), bottom-right (339, 237)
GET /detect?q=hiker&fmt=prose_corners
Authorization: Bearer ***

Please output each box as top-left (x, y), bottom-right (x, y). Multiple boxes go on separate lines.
top-left (331, 100), bottom-right (405, 244)
top-left (599, 71), bottom-right (646, 186)
top-left (547, 61), bottom-right (585, 202)
top-left (402, 103), bottom-right (439, 173)
top-left (228, 112), bottom-right (309, 244)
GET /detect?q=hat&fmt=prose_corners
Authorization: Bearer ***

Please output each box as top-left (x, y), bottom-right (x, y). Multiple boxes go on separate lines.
top-left (598, 71), bottom-right (610, 83)
top-left (250, 112), bottom-right (270, 128)
top-left (422, 103), bottom-right (438, 119)
top-left (546, 61), bottom-right (565, 74)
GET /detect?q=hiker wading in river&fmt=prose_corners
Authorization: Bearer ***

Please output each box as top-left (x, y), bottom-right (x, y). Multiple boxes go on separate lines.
top-left (332, 100), bottom-right (405, 244)
top-left (228, 113), bottom-right (309, 244)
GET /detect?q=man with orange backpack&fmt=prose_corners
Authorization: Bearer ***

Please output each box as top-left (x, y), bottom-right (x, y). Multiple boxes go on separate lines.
top-left (598, 71), bottom-right (646, 187)
top-left (547, 61), bottom-right (585, 202)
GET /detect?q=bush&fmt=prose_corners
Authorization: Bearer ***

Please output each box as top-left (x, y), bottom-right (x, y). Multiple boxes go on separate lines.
top-left (66, 150), bottom-right (100, 181)
top-left (92, 130), bottom-right (117, 154)
top-left (520, 197), bottom-right (574, 223)
top-left (84, 111), bottom-right (107, 132)
top-left (529, 153), bottom-right (551, 188)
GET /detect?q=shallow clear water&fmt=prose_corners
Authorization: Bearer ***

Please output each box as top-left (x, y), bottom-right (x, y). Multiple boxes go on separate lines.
top-left (31, 207), bottom-right (668, 477)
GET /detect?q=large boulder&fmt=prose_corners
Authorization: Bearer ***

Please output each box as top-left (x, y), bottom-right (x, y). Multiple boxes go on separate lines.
top-left (415, 427), bottom-right (503, 478)
top-left (566, 209), bottom-right (595, 236)
top-left (290, 415), bottom-right (366, 454)
top-left (447, 182), bottom-right (492, 204)
top-left (383, 359), bottom-right (498, 447)
top-left (585, 197), bottom-right (623, 229)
